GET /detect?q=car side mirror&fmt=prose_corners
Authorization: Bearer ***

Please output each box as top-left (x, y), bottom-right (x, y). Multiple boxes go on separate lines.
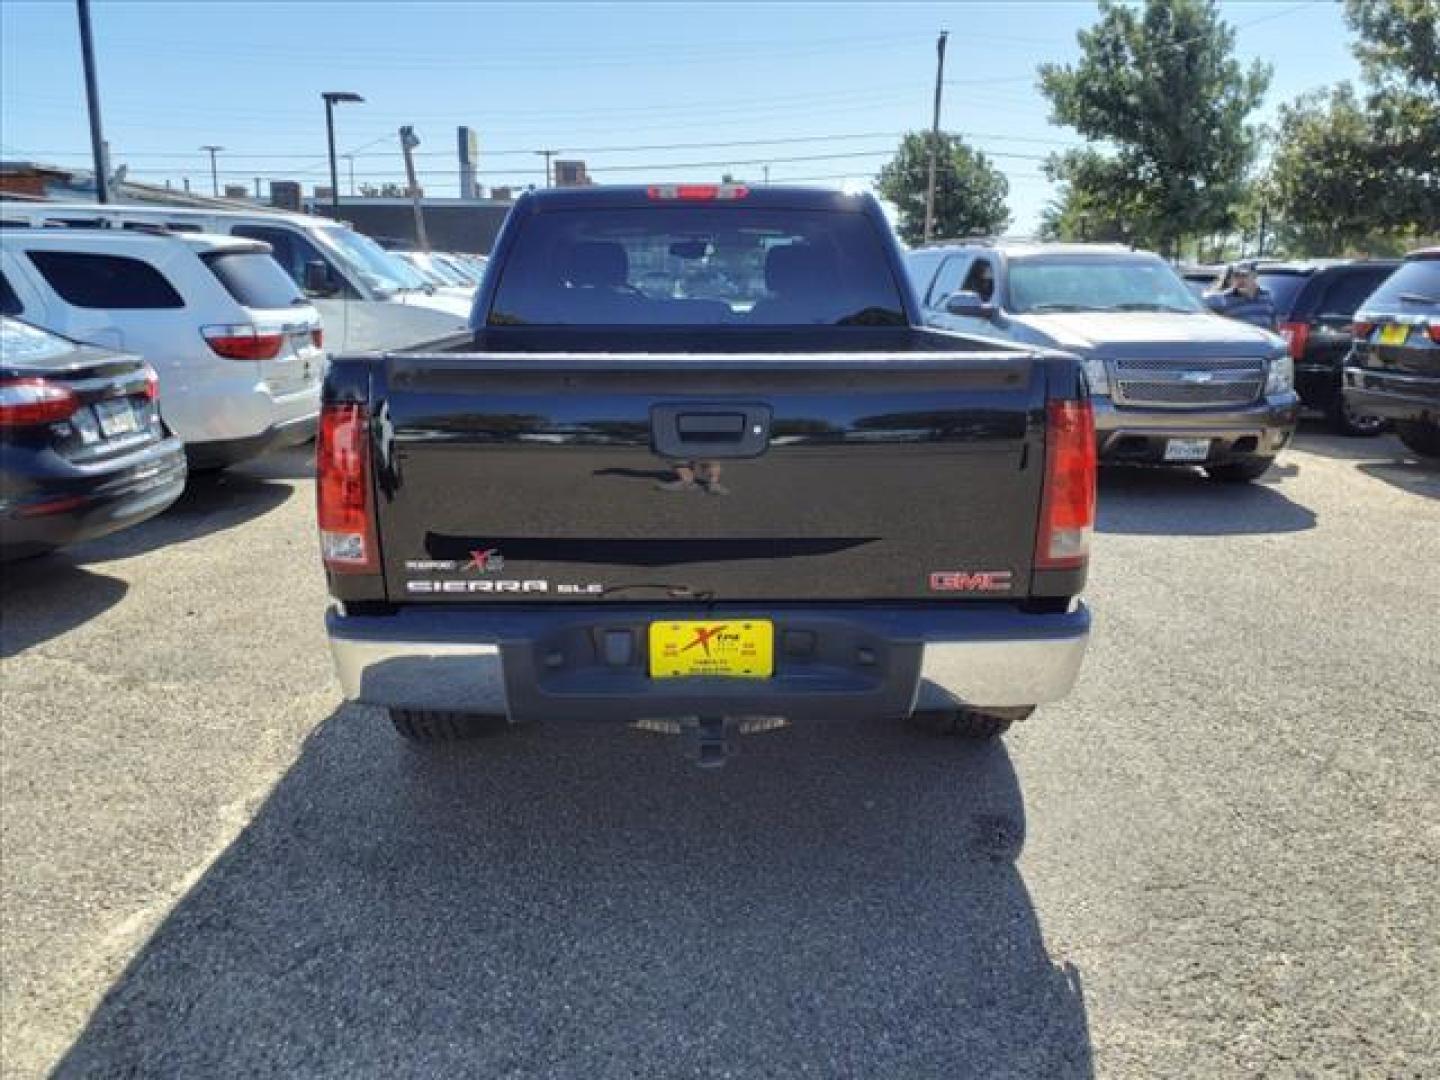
top-left (304, 259), bottom-right (340, 297)
top-left (943, 290), bottom-right (994, 318)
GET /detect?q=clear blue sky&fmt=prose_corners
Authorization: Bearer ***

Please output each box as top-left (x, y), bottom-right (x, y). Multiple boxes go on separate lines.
top-left (1, 1), bottom-right (1358, 231)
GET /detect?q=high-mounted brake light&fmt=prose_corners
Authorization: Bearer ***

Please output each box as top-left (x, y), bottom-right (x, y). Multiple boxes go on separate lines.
top-left (1279, 321), bottom-right (1309, 360)
top-left (0, 378), bottom-right (79, 427)
top-left (647, 184), bottom-right (749, 201)
top-left (1035, 399), bottom-right (1096, 571)
top-left (316, 401), bottom-right (378, 573)
top-left (202, 324), bottom-right (284, 361)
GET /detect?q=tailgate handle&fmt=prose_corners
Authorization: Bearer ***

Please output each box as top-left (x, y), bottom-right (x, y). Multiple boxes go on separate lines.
top-left (652, 403), bottom-right (771, 459)
top-left (678, 412), bottom-right (745, 439)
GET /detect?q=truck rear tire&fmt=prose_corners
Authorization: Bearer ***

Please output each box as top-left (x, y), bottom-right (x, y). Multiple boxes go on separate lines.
top-left (1395, 420), bottom-right (1440, 459)
top-left (389, 708), bottom-right (508, 743)
top-left (1205, 457), bottom-right (1275, 483)
top-left (908, 705), bottom-right (1034, 739)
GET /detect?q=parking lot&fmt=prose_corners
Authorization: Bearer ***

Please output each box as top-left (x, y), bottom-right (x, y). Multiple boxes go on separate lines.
top-left (1, 426), bottom-right (1437, 1078)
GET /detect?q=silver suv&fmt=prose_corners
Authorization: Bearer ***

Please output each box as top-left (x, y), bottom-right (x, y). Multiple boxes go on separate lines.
top-left (907, 241), bottom-right (1299, 482)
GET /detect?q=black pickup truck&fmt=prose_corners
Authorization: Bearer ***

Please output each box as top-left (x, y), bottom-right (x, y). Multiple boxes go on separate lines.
top-left (319, 186), bottom-right (1094, 762)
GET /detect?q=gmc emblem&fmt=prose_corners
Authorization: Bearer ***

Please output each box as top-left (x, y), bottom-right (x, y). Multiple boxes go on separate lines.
top-left (930, 570), bottom-right (1014, 593)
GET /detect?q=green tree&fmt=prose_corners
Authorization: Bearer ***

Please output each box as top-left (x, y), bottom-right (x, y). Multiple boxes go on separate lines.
top-left (1267, 1), bottom-right (1438, 250)
top-left (1038, 0), bottom-right (1271, 256)
top-left (1343, 0), bottom-right (1440, 233)
top-left (875, 131), bottom-right (1010, 245)
top-left (1267, 85), bottom-right (1394, 254)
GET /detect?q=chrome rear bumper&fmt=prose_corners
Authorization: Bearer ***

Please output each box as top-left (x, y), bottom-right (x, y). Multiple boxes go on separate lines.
top-left (328, 602), bottom-right (1090, 721)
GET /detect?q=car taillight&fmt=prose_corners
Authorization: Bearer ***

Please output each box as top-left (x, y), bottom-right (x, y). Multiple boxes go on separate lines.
top-left (202, 325), bottom-right (284, 361)
top-left (0, 378), bottom-right (79, 427)
top-left (1428, 323), bottom-right (1440, 345)
top-left (1035, 399), bottom-right (1096, 571)
top-left (1279, 321), bottom-right (1310, 360)
top-left (316, 401), bottom-right (377, 573)
top-left (1351, 320), bottom-right (1375, 340)
top-left (646, 184), bottom-right (748, 200)
top-left (311, 327), bottom-right (324, 349)
top-left (142, 365), bottom-right (159, 401)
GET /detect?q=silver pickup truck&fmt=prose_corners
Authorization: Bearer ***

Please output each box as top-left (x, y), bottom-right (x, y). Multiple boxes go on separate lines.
top-left (907, 241), bottom-right (1298, 482)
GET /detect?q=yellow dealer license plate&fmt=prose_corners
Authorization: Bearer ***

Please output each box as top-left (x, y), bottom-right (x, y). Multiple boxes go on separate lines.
top-left (1379, 324), bottom-right (1411, 346)
top-left (649, 620), bottom-right (774, 679)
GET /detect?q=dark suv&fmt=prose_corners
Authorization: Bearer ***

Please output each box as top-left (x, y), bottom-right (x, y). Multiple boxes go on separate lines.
top-left (1257, 260), bottom-right (1398, 435)
top-left (1343, 248), bottom-right (1440, 459)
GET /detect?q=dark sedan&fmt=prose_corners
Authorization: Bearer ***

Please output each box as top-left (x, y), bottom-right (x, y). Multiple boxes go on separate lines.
top-left (1, 317), bottom-right (187, 560)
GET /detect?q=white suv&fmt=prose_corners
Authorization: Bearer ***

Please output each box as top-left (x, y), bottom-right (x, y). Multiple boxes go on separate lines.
top-left (0, 203), bottom-right (470, 354)
top-left (0, 228), bottom-right (322, 469)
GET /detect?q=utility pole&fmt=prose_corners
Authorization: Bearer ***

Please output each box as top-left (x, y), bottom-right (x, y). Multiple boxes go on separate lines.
top-left (1256, 201), bottom-right (1269, 258)
top-left (763, 164), bottom-right (771, 185)
top-left (75, 0), bottom-right (110, 203)
top-left (923, 29), bottom-right (949, 244)
top-left (400, 126), bottom-right (430, 252)
top-left (321, 91), bottom-right (364, 218)
top-left (536, 149), bottom-right (556, 188)
top-left (200, 145), bottom-right (223, 196)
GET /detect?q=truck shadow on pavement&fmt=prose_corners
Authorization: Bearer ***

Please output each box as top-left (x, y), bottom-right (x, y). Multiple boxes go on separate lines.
top-left (54, 711), bottom-right (1093, 1078)
top-left (1097, 466), bottom-right (1317, 535)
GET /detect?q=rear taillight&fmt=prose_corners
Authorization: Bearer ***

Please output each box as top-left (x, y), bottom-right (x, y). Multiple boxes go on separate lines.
top-left (1035, 399), bottom-right (1097, 571)
top-left (316, 401), bottom-right (377, 573)
top-left (142, 365), bottom-right (159, 401)
top-left (0, 378), bottom-right (79, 427)
top-left (311, 327), bottom-right (324, 349)
top-left (1428, 323), bottom-right (1440, 345)
top-left (202, 325), bottom-right (284, 361)
top-left (1352, 320), bottom-right (1375, 340)
top-left (1279, 321), bottom-right (1310, 360)
top-left (646, 184), bottom-right (748, 201)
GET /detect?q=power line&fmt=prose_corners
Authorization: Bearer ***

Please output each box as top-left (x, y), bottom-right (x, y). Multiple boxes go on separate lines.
top-left (10, 129), bottom-right (1085, 161)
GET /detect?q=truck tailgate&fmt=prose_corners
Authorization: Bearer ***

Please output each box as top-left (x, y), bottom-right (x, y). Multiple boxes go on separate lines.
top-left (373, 353), bottom-right (1049, 603)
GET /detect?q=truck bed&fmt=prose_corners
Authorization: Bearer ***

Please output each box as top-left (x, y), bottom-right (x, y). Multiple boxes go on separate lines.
top-left (325, 329), bottom-right (1083, 609)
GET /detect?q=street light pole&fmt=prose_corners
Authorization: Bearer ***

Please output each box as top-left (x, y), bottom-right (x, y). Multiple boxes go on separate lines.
top-left (342, 154), bottom-right (356, 196)
top-left (923, 29), bottom-right (949, 244)
top-left (75, 0), bottom-right (110, 203)
top-left (200, 145), bottom-right (223, 196)
top-left (321, 91), bottom-right (364, 218)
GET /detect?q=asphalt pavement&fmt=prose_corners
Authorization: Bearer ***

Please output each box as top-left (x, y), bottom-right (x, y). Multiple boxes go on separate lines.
top-left (2, 428), bottom-right (1437, 1078)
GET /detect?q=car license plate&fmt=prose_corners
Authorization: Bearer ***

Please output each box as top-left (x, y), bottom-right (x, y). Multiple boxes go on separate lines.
top-left (1163, 437), bottom-right (1211, 462)
top-left (94, 397), bottom-right (140, 438)
top-left (649, 619), bottom-right (774, 679)
top-left (1378, 324), bottom-right (1410, 346)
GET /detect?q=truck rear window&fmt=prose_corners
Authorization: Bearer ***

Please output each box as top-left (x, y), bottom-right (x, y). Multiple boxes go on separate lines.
top-left (488, 207), bottom-right (906, 326)
top-left (202, 251), bottom-right (305, 310)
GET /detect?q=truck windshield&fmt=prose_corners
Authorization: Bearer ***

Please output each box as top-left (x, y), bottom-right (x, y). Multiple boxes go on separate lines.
top-left (315, 227), bottom-right (423, 295)
top-left (1009, 256), bottom-right (1202, 314)
top-left (488, 207), bottom-right (906, 326)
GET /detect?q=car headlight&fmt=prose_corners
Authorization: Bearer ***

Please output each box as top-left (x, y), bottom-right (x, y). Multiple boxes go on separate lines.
top-left (1079, 355), bottom-right (1110, 394)
top-left (1265, 352), bottom-right (1294, 395)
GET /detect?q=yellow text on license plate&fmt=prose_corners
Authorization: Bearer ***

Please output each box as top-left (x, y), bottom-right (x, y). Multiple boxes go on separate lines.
top-left (1379, 324), bottom-right (1410, 346)
top-left (649, 620), bottom-right (774, 679)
